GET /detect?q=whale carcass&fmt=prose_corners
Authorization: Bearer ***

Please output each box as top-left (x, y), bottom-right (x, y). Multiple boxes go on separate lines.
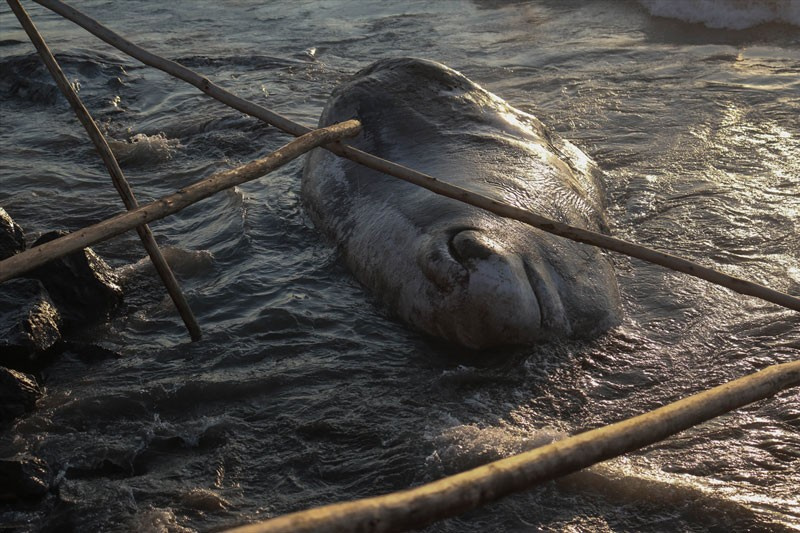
top-left (303, 58), bottom-right (621, 349)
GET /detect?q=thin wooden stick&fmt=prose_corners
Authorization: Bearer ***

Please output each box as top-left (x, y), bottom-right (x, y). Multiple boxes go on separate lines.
top-left (330, 150), bottom-right (800, 312)
top-left (31, 0), bottom-right (800, 313)
top-left (8, 0), bottom-right (202, 340)
top-left (0, 121), bottom-right (361, 282)
top-left (224, 360), bottom-right (800, 533)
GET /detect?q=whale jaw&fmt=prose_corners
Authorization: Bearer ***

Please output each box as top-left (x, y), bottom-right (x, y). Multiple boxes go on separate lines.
top-left (450, 252), bottom-right (543, 350)
top-left (414, 229), bottom-right (548, 350)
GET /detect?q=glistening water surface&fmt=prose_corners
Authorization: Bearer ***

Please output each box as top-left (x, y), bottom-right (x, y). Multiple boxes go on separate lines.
top-left (1, 1), bottom-right (798, 531)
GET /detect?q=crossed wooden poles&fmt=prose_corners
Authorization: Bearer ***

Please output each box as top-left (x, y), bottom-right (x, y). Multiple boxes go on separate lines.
top-left (2, 1), bottom-right (799, 532)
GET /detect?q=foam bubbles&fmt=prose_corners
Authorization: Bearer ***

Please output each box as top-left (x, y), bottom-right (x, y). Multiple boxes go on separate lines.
top-left (117, 247), bottom-right (214, 284)
top-left (109, 132), bottom-right (181, 166)
top-left (129, 507), bottom-right (194, 533)
top-left (430, 423), bottom-right (566, 475)
top-left (639, 0), bottom-right (800, 29)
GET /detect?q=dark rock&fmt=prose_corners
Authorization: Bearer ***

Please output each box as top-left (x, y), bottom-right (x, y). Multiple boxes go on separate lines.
top-left (0, 278), bottom-right (62, 367)
top-left (0, 207), bottom-right (25, 260)
top-left (29, 231), bottom-right (123, 330)
top-left (0, 454), bottom-right (52, 501)
top-left (0, 366), bottom-right (42, 424)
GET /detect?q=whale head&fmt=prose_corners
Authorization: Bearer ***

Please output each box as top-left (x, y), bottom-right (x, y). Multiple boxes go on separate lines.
top-left (409, 219), bottom-right (620, 349)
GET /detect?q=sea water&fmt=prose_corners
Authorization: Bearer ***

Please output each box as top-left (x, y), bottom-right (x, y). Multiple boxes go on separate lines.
top-left (1, 1), bottom-right (798, 531)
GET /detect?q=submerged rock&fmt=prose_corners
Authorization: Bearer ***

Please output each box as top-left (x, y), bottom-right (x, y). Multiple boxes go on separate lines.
top-left (29, 231), bottom-right (123, 330)
top-left (0, 366), bottom-right (43, 424)
top-left (0, 278), bottom-right (62, 367)
top-left (0, 454), bottom-right (52, 501)
top-left (179, 488), bottom-right (229, 511)
top-left (0, 207), bottom-right (25, 260)
top-left (0, 220), bottom-right (125, 378)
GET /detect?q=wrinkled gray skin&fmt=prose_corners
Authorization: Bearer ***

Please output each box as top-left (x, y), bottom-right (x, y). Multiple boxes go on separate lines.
top-left (303, 58), bottom-right (621, 349)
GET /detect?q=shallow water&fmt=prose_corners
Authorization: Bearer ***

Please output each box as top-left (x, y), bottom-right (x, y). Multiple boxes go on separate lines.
top-left (1, 1), bottom-right (799, 531)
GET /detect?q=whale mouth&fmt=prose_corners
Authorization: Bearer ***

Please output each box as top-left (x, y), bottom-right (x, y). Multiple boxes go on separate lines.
top-left (520, 258), bottom-right (552, 333)
top-left (448, 228), bottom-right (547, 340)
top-left (522, 248), bottom-right (572, 335)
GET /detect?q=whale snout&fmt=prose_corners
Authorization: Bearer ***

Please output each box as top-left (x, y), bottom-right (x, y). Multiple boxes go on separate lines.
top-left (450, 229), bottom-right (495, 263)
top-left (417, 229), bottom-right (545, 349)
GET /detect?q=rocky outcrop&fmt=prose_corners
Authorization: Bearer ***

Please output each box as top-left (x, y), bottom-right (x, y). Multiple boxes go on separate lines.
top-left (0, 212), bottom-right (123, 430)
top-left (0, 212), bottom-right (124, 503)
top-left (0, 367), bottom-right (43, 424)
top-left (29, 231), bottom-right (123, 330)
top-left (0, 278), bottom-right (62, 368)
top-left (0, 454), bottom-right (52, 501)
top-left (0, 207), bottom-right (25, 260)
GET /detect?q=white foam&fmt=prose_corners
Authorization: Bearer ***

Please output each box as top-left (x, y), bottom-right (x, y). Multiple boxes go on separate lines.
top-left (639, 0), bottom-right (800, 29)
top-left (109, 132), bottom-right (181, 165)
top-left (117, 247), bottom-right (214, 281)
top-left (129, 507), bottom-right (194, 533)
top-left (430, 423), bottom-right (566, 474)
top-left (429, 423), bottom-right (781, 527)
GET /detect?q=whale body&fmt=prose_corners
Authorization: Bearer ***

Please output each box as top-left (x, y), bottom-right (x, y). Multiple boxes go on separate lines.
top-left (303, 58), bottom-right (621, 349)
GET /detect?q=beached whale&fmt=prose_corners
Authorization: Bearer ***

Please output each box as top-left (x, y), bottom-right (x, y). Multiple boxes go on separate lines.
top-left (303, 58), bottom-right (621, 349)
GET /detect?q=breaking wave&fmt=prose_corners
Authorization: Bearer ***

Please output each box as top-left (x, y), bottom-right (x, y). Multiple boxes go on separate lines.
top-left (639, 0), bottom-right (800, 29)
top-left (108, 132), bottom-right (181, 166)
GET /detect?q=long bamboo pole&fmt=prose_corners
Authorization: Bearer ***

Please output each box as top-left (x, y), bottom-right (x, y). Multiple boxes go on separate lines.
top-left (0, 121), bottom-right (361, 282)
top-left (334, 151), bottom-right (800, 312)
top-left (224, 359), bottom-right (800, 533)
top-left (8, 0), bottom-right (202, 340)
top-left (31, 0), bottom-right (800, 313)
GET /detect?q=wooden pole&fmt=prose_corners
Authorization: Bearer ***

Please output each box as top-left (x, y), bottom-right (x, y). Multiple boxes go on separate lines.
top-left (31, 0), bottom-right (800, 313)
top-left (8, 0), bottom-right (202, 340)
top-left (223, 360), bottom-right (800, 533)
top-left (0, 121), bottom-right (361, 282)
top-left (330, 151), bottom-right (800, 312)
